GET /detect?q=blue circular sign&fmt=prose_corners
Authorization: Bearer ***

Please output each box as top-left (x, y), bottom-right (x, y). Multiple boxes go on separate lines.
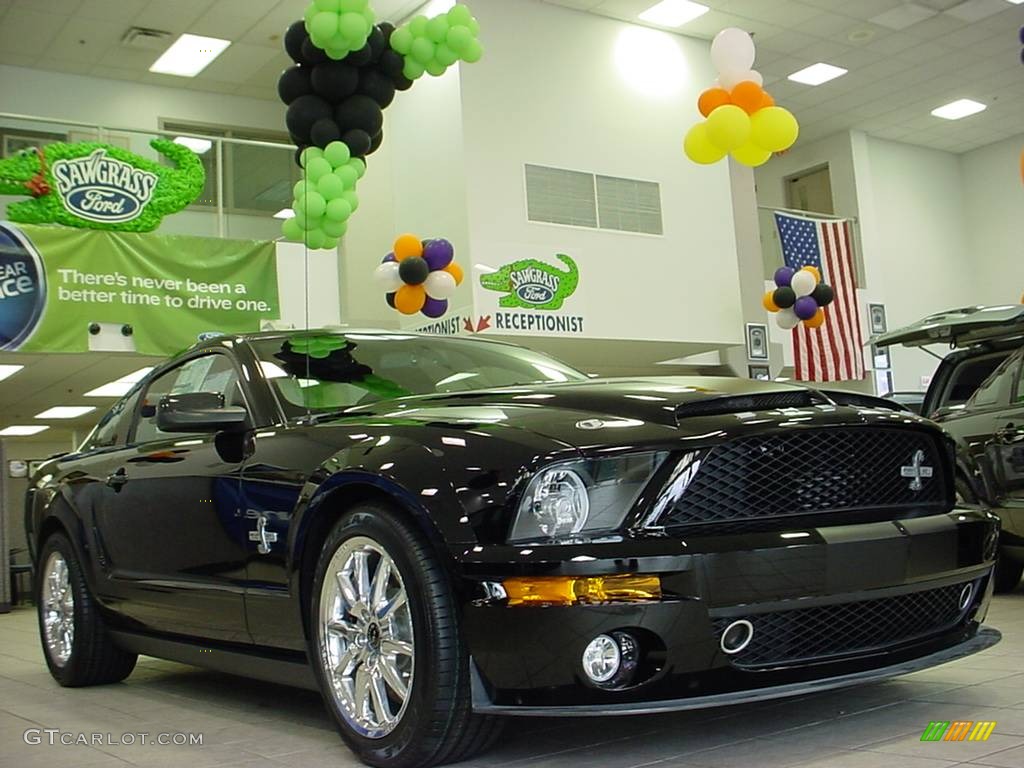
top-left (0, 223), bottom-right (47, 350)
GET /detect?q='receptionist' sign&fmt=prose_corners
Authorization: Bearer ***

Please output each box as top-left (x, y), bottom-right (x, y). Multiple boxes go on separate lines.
top-left (0, 222), bottom-right (279, 356)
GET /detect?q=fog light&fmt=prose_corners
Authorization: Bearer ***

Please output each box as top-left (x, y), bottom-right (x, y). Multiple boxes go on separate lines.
top-left (582, 634), bottom-right (621, 683)
top-left (720, 619), bottom-right (754, 654)
top-left (503, 574), bottom-right (661, 607)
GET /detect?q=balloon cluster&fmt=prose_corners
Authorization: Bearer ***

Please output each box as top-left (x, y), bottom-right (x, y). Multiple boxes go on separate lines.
top-left (303, 0), bottom-right (376, 60)
top-left (374, 234), bottom-right (464, 318)
top-left (763, 266), bottom-right (835, 330)
top-left (281, 142), bottom-right (365, 249)
top-left (389, 4), bottom-right (484, 81)
top-left (684, 28), bottom-right (799, 168)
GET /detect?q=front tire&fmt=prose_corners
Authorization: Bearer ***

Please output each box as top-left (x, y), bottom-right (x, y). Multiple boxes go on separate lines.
top-left (310, 503), bottom-right (502, 768)
top-left (36, 532), bottom-right (137, 686)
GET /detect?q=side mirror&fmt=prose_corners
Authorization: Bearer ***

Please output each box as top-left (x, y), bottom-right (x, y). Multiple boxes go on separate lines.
top-left (156, 392), bottom-right (248, 433)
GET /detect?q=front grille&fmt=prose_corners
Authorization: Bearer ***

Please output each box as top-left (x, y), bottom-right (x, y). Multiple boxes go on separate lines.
top-left (658, 428), bottom-right (947, 529)
top-left (713, 580), bottom-right (974, 668)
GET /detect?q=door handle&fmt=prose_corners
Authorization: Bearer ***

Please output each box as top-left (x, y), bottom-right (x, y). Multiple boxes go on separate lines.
top-left (105, 468), bottom-right (128, 491)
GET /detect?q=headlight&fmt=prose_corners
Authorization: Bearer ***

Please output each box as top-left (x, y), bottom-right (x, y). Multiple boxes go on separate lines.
top-left (509, 452), bottom-right (667, 542)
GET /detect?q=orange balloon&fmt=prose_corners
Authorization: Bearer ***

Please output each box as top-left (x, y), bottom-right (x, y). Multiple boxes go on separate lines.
top-left (762, 290), bottom-right (779, 312)
top-left (801, 265), bottom-right (821, 282)
top-left (761, 91), bottom-right (775, 109)
top-left (393, 233), bottom-right (423, 261)
top-left (1019, 148), bottom-right (1024, 186)
top-left (394, 284), bottom-right (426, 314)
top-left (443, 261), bottom-right (464, 285)
top-left (731, 81), bottom-right (766, 115)
top-left (698, 87), bottom-right (731, 118)
top-left (805, 309), bottom-right (826, 329)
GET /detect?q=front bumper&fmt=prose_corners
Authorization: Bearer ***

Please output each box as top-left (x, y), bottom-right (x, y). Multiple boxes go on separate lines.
top-left (458, 508), bottom-right (1000, 713)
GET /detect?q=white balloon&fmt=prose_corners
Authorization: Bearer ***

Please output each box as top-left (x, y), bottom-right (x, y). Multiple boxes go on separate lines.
top-left (720, 68), bottom-right (762, 90)
top-left (791, 269), bottom-right (817, 297)
top-left (776, 308), bottom-right (800, 330)
top-left (711, 28), bottom-right (755, 76)
top-left (424, 270), bottom-right (457, 300)
top-left (373, 261), bottom-right (403, 292)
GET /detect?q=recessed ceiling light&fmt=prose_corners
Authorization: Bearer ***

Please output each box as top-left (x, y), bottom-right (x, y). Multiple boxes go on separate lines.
top-left (0, 425), bottom-right (50, 436)
top-left (931, 98), bottom-right (986, 120)
top-left (788, 62), bottom-right (848, 85)
top-left (173, 136), bottom-right (212, 154)
top-left (273, 208), bottom-right (294, 219)
top-left (638, 0), bottom-right (710, 27)
top-left (1007, 0), bottom-right (1024, 4)
top-left (84, 367), bottom-right (154, 397)
top-left (0, 364), bottom-right (24, 381)
top-left (150, 34), bottom-right (230, 77)
top-left (36, 406), bottom-right (97, 419)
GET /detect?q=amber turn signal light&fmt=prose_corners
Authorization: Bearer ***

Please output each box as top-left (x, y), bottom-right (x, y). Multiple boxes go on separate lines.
top-left (503, 574), bottom-right (661, 607)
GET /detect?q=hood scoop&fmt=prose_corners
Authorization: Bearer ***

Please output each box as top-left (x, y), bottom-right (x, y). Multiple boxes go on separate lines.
top-left (674, 391), bottom-right (820, 420)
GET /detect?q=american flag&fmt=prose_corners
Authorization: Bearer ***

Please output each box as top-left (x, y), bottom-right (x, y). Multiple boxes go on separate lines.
top-left (774, 212), bottom-right (864, 382)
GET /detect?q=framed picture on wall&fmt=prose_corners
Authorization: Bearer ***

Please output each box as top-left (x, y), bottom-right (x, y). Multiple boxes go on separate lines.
top-left (746, 323), bottom-right (769, 361)
top-left (872, 344), bottom-right (891, 370)
top-left (7, 460), bottom-right (27, 478)
top-left (748, 364), bottom-right (771, 381)
top-left (868, 303), bottom-right (887, 335)
top-left (874, 368), bottom-right (894, 397)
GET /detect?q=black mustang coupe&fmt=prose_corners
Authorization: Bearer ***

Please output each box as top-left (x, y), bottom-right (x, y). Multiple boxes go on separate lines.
top-left (27, 331), bottom-right (1000, 767)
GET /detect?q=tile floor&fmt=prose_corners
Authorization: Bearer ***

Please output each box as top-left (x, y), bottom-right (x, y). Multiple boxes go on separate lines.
top-left (1, 590), bottom-right (1023, 768)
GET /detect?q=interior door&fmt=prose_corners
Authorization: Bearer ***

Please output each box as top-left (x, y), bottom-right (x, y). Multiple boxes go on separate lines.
top-left (93, 353), bottom-right (252, 643)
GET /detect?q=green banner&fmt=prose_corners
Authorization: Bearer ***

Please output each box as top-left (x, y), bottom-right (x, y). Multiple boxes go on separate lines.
top-left (2, 223), bottom-right (279, 356)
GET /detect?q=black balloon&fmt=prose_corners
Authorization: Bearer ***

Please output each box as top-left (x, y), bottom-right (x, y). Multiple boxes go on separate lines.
top-left (773, 286), bottom-right (797, 309)
top-left (311, 61), bottom-right (359, 101)
top-left (335, 94), bottom-right (383, 136)
top-left (345, 44), bottom-right (373, 66)
top-left (369, 129), bottom-right (384, 154)
top-left (811, 283), bottom-right (835, 307)
top-left (392, 72), bottom-right (414, 91)
top-left (310, 118), bottom-right (342, 147)
top-left (378, 22), bottom-right (395, 44)
top-left (342, 129), bottom-right (372, 157)
top-left (284, 21), bottom-right (308, 63)
top-left (378, 49), bottom-right (405, 79)
top-left (359, 70), bottom-right (396, 108)
top-left (385, 291), bottom-right (396, 308)
top-left (286, 94), bottom-right (333, 144)
top-left (366, 26), bottom-right (386, 61)
top-left (399, 256), bottom-right (430, 286)
top-left (302, 38), bottom-right (328, 65)
top-left (294, 146), bottom-right (307, 166)
top-left (277, 66), bottom-right (311, 104)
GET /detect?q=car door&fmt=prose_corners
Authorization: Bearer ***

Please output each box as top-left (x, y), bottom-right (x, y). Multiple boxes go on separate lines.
top-left (92, 352), bottom-right (252, 643)
top-left (982, 352), bottom-right (1024, 546)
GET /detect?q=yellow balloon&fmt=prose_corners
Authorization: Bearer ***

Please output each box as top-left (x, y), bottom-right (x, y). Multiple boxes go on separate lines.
top-left (683, 122), bottom-right (727, 165)
top-left (731, 141), bottom-right (772, 167)
top-left (705, 104), bottom-right (751, 152)
top-left (750, 106), bottom-right (799, 152)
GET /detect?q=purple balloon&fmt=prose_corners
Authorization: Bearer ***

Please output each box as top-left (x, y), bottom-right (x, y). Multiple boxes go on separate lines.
top-left (382, 252), bottom-right (396, 263)
top-left (422, 238), bottom-right (454, 271)
top-left (774, 266), bottom-right (796, 287)
top-left (1019, 24), bottom-right (1024, 46)
top-left (421, 296), bottom-right (448, 318)
top-left (794, 296), bottom-right (818, 321)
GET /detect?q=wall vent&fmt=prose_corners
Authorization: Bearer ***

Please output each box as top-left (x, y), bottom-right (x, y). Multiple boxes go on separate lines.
top-left (121, 27), bottom-right (173, 51)
top-left (596, 174), bottom-right (663, 235)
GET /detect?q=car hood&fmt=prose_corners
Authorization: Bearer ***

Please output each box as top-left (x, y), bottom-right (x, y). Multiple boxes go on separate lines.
top-left (872, 305), bottom-right (1024, 349)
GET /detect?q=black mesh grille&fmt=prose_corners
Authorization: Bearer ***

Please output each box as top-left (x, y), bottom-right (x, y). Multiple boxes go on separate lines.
top-left (658, 428), bottom-right (947, 528)
top-left (674, 392), bottom-right (818, 420)
top-left (713, 581), bottom-right (974, 668)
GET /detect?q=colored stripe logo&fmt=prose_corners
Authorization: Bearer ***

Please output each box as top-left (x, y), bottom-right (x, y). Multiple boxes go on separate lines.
top-left (920, 721), bottom-right (996, 742)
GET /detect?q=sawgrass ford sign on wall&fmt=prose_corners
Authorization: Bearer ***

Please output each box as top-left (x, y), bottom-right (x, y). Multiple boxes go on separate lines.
top-left (0, 222), bottom-right (279, 355)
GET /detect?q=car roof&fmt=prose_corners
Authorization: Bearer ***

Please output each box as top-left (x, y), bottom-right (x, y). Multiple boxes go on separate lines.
top-left (871, 305), bottom-right (1024, 350)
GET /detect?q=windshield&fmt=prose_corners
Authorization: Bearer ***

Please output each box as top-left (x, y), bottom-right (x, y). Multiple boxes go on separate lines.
top-left (248, 333), bottom-right (587, 417)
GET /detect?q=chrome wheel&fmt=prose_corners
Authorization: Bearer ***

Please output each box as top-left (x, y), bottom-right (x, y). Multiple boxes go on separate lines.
top-left (318, 536), bottom-right (415, 739)
top-left (41, 551), bottom-right (74, 666)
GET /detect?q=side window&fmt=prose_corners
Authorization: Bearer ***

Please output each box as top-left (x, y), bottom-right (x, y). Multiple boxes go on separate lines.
top-left (133, 355), bottom-right (242, 444)
top-left (968, 355), bottom-right (1021, 410)
top-left (84, 389), bottom-right (141, 450)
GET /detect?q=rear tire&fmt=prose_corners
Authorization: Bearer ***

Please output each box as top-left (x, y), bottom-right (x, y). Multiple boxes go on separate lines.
top-left (993, 556), bottom-right (1023, 594)
top-left (36, 532), bottom-right (137, 686)
top-left (309, 503), bottom-right (503, 768)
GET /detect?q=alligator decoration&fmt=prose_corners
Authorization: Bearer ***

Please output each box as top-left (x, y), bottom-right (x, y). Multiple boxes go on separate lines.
top-left (0, 139), bottom-right (205, 232)
top-left (479, 253), bottom-right (579, 311)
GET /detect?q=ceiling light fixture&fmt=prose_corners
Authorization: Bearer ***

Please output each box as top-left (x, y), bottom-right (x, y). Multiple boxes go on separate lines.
top-left (35, 406), bottom-right (97, 419)
top-left (84, 367), bottom-right (155, 398)
top-left (172, 136), bottom-right (212, 154)
top-left (0, 364), bottom-right (24, 381)
top-left (788, 62), bottom-right (848, 85)
top-left (273, 208), bottom-right (294, 219)
top-left (638, 0), bottom-right (710, 27)
top-left (931, 98), bottom-right (986, 120)
top-left (0, 425), bottom-right (50, 436)
top-left (150, 34), bottom-right (230, 77)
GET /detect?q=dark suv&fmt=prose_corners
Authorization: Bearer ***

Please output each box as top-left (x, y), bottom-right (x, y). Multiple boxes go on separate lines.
top-left (875, 305), bottom-right (1024, 592)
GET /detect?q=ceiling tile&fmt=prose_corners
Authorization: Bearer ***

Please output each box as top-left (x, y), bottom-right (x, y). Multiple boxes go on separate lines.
top-left (903, 12), bottom-right (965, 39)
top-left (76, 0), bottom-right (146, 23)
top-left (188, 6), bottom-right (262, 41)
top-left (870, 3), bottom-right (937, 30)
top-left (797, 0), bottom-right (904, 22)
top-left (199, 43), bottom-right (280, 84)
top-left (133, 0), bottom-right (209, 35)
top-left (47, 18), bottom-right (124, 65)
top-left (943, 0), bottom-right (1010, 23)
top-left (0, 8), bottom-right (69, 56)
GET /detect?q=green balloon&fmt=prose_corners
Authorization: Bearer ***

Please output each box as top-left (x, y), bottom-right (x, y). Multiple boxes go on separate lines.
top-left (446, 25), bottom-right (473, 54)
top-left (306, 228), bottom-right (327, 249)
top-left (410, 37), bottom-right (435, 65)
top-left (306, 157), bottom-right (332, 182)
top-left (304, 191), bottom-right (327, 219)
top-left (300, 146), bottom-right (324, 168)
top-left (317, 173), bottom-right (345, 200)
top-left (326, 197), bottom-right (352, 222)
top-left (315, 0), bottom-right (341, 11)
top-left (304, 4), bottom-right (317, 26)
top-left (342, 189), bottom-right (360, 212)
top-left (325, 46), bottom-right (349, 60)
top-left (322, 236), bottom-right (339, 250)
top-left (425, 59), bottom-right (446, 77)
top-left (281, 217), bottom-right (303, 241)
top-left (293, 180), bottom-right (309, 200)
top-left (435, 42), bottom-right (459, 67)
top-left (462, 39), bottom-right (483, 63)
top-left (338, 11), bottom-right (368, 42)
top-left (361, 7), bottom-right (374, 25)
top-left (310, 11), bottom-right (338, 41)
top-left (426, 16), bottom-right (449, 43)
top-left (336, 165), bottom-right (358, 188)
top-left (322, 218), bottom-right (348, 238)
top-left (448, 5), bottom-right (473, 26)
top-left (390, 27), bottom-right (413, 54)
top-left (324, 140), bottom-right (351, 168)
top-left (409, 15), bottom-right (428, 36)
top-left (468, 17), bottom-right (479, 35)
top-left (348, 157), bottom-right (366, 179)
top-left (338, 0), bottom-right (365, 10)
top-left (403, 58), bottom-right (426, 80)
top-left (292, 203), bottom-right (309, 229)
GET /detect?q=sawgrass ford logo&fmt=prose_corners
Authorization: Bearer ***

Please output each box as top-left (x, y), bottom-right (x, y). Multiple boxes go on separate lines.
top-left (52, 149), bottom-right (158, 224)
top-left (0, 223), bottom-right (46, 350)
